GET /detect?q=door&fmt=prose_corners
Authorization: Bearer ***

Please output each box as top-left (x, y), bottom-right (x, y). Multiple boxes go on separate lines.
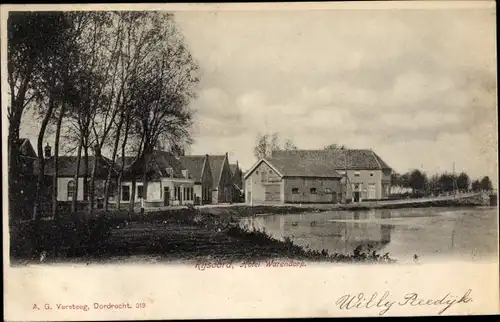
top-left (163, 187), bottom-right (170, 206)
top-left (368, 183), bottom-right (376, 199)
top-left (353, 191), bottom-right (360, 202)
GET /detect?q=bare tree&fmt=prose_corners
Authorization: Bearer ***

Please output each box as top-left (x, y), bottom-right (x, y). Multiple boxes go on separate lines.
top-left (30, 13), bottom-right (79, 221)
top-left (253, 133), bottom-right (269, 160)
top-left (51, 13), bottom-right (88, 219)
top-left (283, 138), bottom-right (297, 151)
top-left (7, 12), bottom-right (69, 219)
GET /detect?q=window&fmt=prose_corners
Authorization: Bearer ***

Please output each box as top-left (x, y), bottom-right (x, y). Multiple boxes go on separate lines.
top-left (354, 172), bottom-right (360, 177)
top-left (292, 188), bottom-right (299, 194)
top-left (184, 187), bottom-right (192, 201)
top-left (310, 188), bottom-right (317, 194)
top-left (67, 180), bottom-right (75, 200)
top-left (137, 185), bottom-right (144, 199)
top-left (370, 172), bottom-right (374, 177)
top-left (122, 185), bottom-right (130, 201)
top-left (256, 171), bottom-right (259, 175)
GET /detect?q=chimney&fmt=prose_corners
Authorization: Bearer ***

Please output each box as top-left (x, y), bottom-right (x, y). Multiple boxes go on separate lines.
top-left (94, 144), bottom-right (101, 157)
top-left (44, 142), bottom-right (51, 158)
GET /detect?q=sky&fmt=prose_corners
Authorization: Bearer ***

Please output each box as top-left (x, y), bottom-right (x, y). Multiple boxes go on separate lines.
top-left (18, 4), bottom-right (498, 185)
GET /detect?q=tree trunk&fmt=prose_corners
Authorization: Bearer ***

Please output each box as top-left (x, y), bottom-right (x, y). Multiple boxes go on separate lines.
top-left (129, 177), bottom-right (136, 212)
top-left (116, 173), bottom-right (123, 210)
top-left (88, 146), bottom-right (99, 216)
top-left (141, 152), bottom-right (150, 213)
top-left (104, 115), bottom-right (124, 211)
top-left (8, 114), bottom-right (22, 219)
top-left (33, 95), bottom-right (56, 221)
top-left (52, 102), bottom-right (67, 220)
top-left (83, 143), bottom-right (89, 202)
top-left (71, 138), bottom-right (83, 213)
top-left (117, 114), bottom-right (131, 210)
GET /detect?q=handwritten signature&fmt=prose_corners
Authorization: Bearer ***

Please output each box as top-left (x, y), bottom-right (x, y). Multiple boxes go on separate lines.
top-left (335, 289), bottom-right (472, 315)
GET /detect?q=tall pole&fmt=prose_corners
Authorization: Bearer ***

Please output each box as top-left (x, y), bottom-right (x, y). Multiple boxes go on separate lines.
top-left (452, 161), bottom-right (458, 197)
top-left (344, 148), bottom-right (349, 204)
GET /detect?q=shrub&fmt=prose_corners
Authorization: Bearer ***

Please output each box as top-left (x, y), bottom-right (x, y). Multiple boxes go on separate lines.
top-left (9, 214), bottom-right (114, 261)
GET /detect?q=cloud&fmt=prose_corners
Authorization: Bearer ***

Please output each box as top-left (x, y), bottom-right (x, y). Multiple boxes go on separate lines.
top-left (20, 6), bottom-right (497, 185)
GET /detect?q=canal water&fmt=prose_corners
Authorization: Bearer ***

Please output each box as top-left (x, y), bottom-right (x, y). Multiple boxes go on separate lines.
top-left (239, 207), bottom-right (498, 263)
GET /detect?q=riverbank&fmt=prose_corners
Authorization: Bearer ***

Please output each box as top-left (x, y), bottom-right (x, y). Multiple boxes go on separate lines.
top-left (9, 208), bottom-right (396, 265)
top-left (189, 197), bottom-right (493, 219)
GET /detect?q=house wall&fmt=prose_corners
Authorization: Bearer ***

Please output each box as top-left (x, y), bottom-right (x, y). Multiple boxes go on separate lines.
top-left (57, 177), bottom-right (85, 201)
top-left (284, 177), bottom-right (341, 204)
top-left (336, 169), bottom-right (391, 201)
top-left (194, 184), bottom-right (202, 205)
top-left (115, 178), bottom-right (196, 207)
top-left (245, 161), bottom-right (281, 204)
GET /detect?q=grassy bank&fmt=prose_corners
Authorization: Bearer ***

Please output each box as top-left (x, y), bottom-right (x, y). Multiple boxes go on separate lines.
top-left (9, 208), bottom-right (395, 265)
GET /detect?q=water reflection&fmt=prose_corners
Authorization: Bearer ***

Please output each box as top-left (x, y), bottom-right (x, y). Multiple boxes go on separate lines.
top-left (240, 207), bottom-right (498, 262)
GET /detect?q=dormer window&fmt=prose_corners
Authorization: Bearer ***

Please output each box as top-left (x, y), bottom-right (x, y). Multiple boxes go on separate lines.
top-left (181, 169), bottom-right (189, 179)
top-left (165, 167), bottom-right (174, 177)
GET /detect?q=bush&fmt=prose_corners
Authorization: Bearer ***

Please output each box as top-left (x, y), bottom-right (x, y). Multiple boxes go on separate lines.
top-left (9, 214), bottom-right (114, 261)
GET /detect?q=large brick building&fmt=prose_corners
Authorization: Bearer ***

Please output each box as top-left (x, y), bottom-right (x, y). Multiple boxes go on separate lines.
top-left (244, 153), bottom-right (343, 205)
top-left (271, 149), bottom-right (393, 202)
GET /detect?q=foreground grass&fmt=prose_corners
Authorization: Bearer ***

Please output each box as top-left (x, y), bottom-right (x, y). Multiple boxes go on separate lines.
top-left (10, 208), bottom-right (396, 264)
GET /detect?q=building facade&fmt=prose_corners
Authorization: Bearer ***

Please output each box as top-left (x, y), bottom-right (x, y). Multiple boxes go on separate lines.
top-left (117, 150), bottom-right (197, 207)
top-left (272, 149), bottom-right (392, 202)
top-left (179, 154), bottom-right (214, 205)
top-left (245, 157), bottom-right (343, 205)
top-left (41, 144), bottom-right (117, 206)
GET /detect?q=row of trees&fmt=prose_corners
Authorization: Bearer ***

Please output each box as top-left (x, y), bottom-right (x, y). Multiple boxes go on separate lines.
top-left (8, 11), bottom-right (200, 221)
top-left (253, 132), bottom-right (297, 159)
top-left (391, 169), bottom-right (494, 195)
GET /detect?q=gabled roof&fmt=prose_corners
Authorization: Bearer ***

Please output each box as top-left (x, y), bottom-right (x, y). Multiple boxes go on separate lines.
top-left (207, 155), bottom-right (227, 189)
top-left (37, 155), bottom-right (118, 177)
top-left (125, 150), bottom-right (186, 179)
top-left (229, 163), bottom-right (243, 189)
top-left (229, 164), bottom-right (238, 175)
top-left (179, 155), bottom-right (207, 183)
top-left (17, 138), bottom-right (37, 158)
top-left (271, 149), bottom-right (392, 170)
top-left (115, 156), bottom-right (137, 170)
top-left (244, 156), bottom-right (342, 179)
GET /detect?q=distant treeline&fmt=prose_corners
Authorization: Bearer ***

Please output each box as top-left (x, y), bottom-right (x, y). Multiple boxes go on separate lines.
top-left (391, 170), bottom-right (494, 196)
